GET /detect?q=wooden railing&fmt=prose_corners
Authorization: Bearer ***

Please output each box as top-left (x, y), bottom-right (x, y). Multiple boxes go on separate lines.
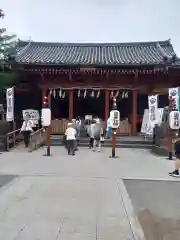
top-left (6, 128), bottom-right (22, 151)
top-left (51, 118), bottom-right (131, 135)
top-left (29, 128), bottom-right (46, 152)
top-left (6, 128), bottom-right (46, 152)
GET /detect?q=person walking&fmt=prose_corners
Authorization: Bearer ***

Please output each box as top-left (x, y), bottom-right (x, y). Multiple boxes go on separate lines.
top-left (106, 116), bottom-right (112, 138)
top-left (65, 123), bottom-right (76, 156)
top-left (92, 119), bottom-right (103, 152)
top-left (20, 114), bottom-right (33, 148)
top-left (72, 118), bottom-right (80, 150)
top-left (88, 120), bottom-right (96, 149)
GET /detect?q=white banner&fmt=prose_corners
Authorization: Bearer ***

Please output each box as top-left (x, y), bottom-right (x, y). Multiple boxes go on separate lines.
top-left (141, 108), bottom-right (164, 135)
top-left (148, 94), bottom-right (158, 126)
top-left (168, 87), bottom-right (179, 110)
top-left (141, 109), bottom-right (149, 134)
top-left (22, 109), bottom-right (40, 125)
top-left (6, 87), bottom-right (14, 122)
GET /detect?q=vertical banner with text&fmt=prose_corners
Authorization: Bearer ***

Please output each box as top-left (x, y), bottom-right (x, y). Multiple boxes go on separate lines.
top-left (6, 87), bottom-right (14, 122)
top-left (148, 94), bottom-right (158, 127)
top-left (168, 87), bottom-right (179, 111)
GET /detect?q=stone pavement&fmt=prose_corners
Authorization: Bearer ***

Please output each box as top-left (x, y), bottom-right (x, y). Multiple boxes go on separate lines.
top-left (0, 146), bottom-right (178, 240)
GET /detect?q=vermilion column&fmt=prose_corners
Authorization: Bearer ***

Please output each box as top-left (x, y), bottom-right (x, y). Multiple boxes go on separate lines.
top-left (69, 89), bottom-right (73, 120)
top-left (132, 89), bottom-right (137, 135)
top-left (105, 89), bottom-right (109, 122)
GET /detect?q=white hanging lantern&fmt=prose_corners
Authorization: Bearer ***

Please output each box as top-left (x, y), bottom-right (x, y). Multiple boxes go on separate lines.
top-left (59, 89), bottom-right (62, 98)
top-left (62, 92), bottom-right (65, 99)
top-left (115, 90), bottom-right (119, 98)
top-left (91, 90), bottom-right (94, 98)
top-left (110, 91), bottom-right (114, 99)
top-left (121, 91), bottom-right (125, 99)
top-left (84, 89), bottom-right (87, 98)
top-left (96, 90), bottom-right (100, 98)
top-left (49, 89), bottom-right (52, 95)
top-left (78, 90), bottom-right (80, 98)
top-left (53, 89), bottom-right (56, 98)
top-left (124, 91), bottom-right (128, 99)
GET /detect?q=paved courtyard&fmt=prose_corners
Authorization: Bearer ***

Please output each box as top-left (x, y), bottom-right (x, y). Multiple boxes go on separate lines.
top-left (0, 146), bottom-right (179, 240)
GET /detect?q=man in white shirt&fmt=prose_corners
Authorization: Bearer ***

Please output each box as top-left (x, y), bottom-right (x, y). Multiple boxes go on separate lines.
top-left (20, 114), bottom-right (33, 148)
top-left (65, 123), bottom-right (76, 155)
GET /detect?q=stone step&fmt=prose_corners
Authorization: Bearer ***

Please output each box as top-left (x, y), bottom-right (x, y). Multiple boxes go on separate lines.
top-left (52, 142), bottom-right (152, 149)
top-left (77, 139), bottom-right (151, 145)
top-left (50, 137), bottom-right (152, 149)
top-left (51, 136), bottom-right (152, 145)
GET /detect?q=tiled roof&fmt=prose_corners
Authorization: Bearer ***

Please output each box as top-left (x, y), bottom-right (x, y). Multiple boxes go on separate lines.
top-left (15, 39), bottom-right (180, 66)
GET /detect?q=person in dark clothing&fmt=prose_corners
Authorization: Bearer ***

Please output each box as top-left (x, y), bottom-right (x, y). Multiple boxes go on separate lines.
top-left (169, 137), bottom-right (180, 177)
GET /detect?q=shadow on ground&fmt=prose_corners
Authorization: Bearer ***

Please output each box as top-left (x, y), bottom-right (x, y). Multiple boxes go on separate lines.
top-left (123, 179), bottom-right (180, 240)
top-left (0, 175), bottom-right (16, 189)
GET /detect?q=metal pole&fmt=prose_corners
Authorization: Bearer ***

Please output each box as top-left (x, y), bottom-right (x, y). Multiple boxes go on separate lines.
top-left (111, 97), bottom-right (117, 158)
top-left (47, 92), bottom-right (51, 156)
top-left (43, 92), bottom-right (51, 157)
top-left (168, 96), bottom-right (173, 160)
top-left (168, 129), bottom-right (173, 160)
top-left (46, 126), bottom-right (51, 156)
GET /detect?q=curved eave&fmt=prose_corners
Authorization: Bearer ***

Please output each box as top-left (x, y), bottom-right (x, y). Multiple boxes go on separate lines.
top-left (13, 61), bottom-right (169, 69)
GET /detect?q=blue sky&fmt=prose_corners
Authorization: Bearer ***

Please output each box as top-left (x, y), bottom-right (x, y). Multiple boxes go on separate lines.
top-left (1, 0), bottom-right (180, 55)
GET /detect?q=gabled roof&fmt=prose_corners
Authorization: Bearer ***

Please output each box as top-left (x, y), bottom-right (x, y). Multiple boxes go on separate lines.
top-left (15, 39), bottom-right (180, 66)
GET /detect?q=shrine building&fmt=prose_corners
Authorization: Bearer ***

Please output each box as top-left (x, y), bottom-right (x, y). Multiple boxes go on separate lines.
top-left (12, 39), bottom-right (180, 135)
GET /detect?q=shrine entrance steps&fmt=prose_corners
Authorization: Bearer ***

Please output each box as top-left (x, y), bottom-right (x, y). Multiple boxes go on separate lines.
top-left (10, 142), bottom-right (29, 152)
top-left (7, 128), bottom-right (46, 153)
top-left (51, 136), bottom-right (153, 149)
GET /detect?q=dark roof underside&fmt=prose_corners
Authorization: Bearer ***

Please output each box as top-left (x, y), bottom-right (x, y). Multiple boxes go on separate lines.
top-left (15, 40), bottom-right (180, 66)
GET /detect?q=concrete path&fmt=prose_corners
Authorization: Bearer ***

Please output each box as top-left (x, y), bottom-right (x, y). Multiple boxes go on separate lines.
top-left (0, 147), bottom-right (176, 239)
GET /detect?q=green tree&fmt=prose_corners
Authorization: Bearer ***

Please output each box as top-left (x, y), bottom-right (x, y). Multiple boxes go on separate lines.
top-left (0, 8), bottom-right (19, 89)
top-left (0, 9), bottom-right (16, 70)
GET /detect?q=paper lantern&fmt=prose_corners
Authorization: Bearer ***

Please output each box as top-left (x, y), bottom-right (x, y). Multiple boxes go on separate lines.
top-left (41, 108), bottom-right (51, 126)
top-left (53, 89), bottom-right (56, 98)
top-left (59, 89), bottom-right (62, 98)
top-left (169, 111), bottom-right (180, 130)
top-left (84, 90), bottom-right (87, 98)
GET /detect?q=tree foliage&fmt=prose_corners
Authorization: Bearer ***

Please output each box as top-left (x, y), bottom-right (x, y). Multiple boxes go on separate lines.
top-left (0, 9), bottom-right (18, 87)
top-left (0, 9), bottom-right (16, 69)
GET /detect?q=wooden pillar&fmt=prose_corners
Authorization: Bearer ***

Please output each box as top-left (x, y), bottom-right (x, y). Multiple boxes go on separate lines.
top-left (69, 89), bottom-right (73, 120)
top-left (132, 89), bottom-right (137, 135)
top-left (105, 89), bottom-right (109, 122)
